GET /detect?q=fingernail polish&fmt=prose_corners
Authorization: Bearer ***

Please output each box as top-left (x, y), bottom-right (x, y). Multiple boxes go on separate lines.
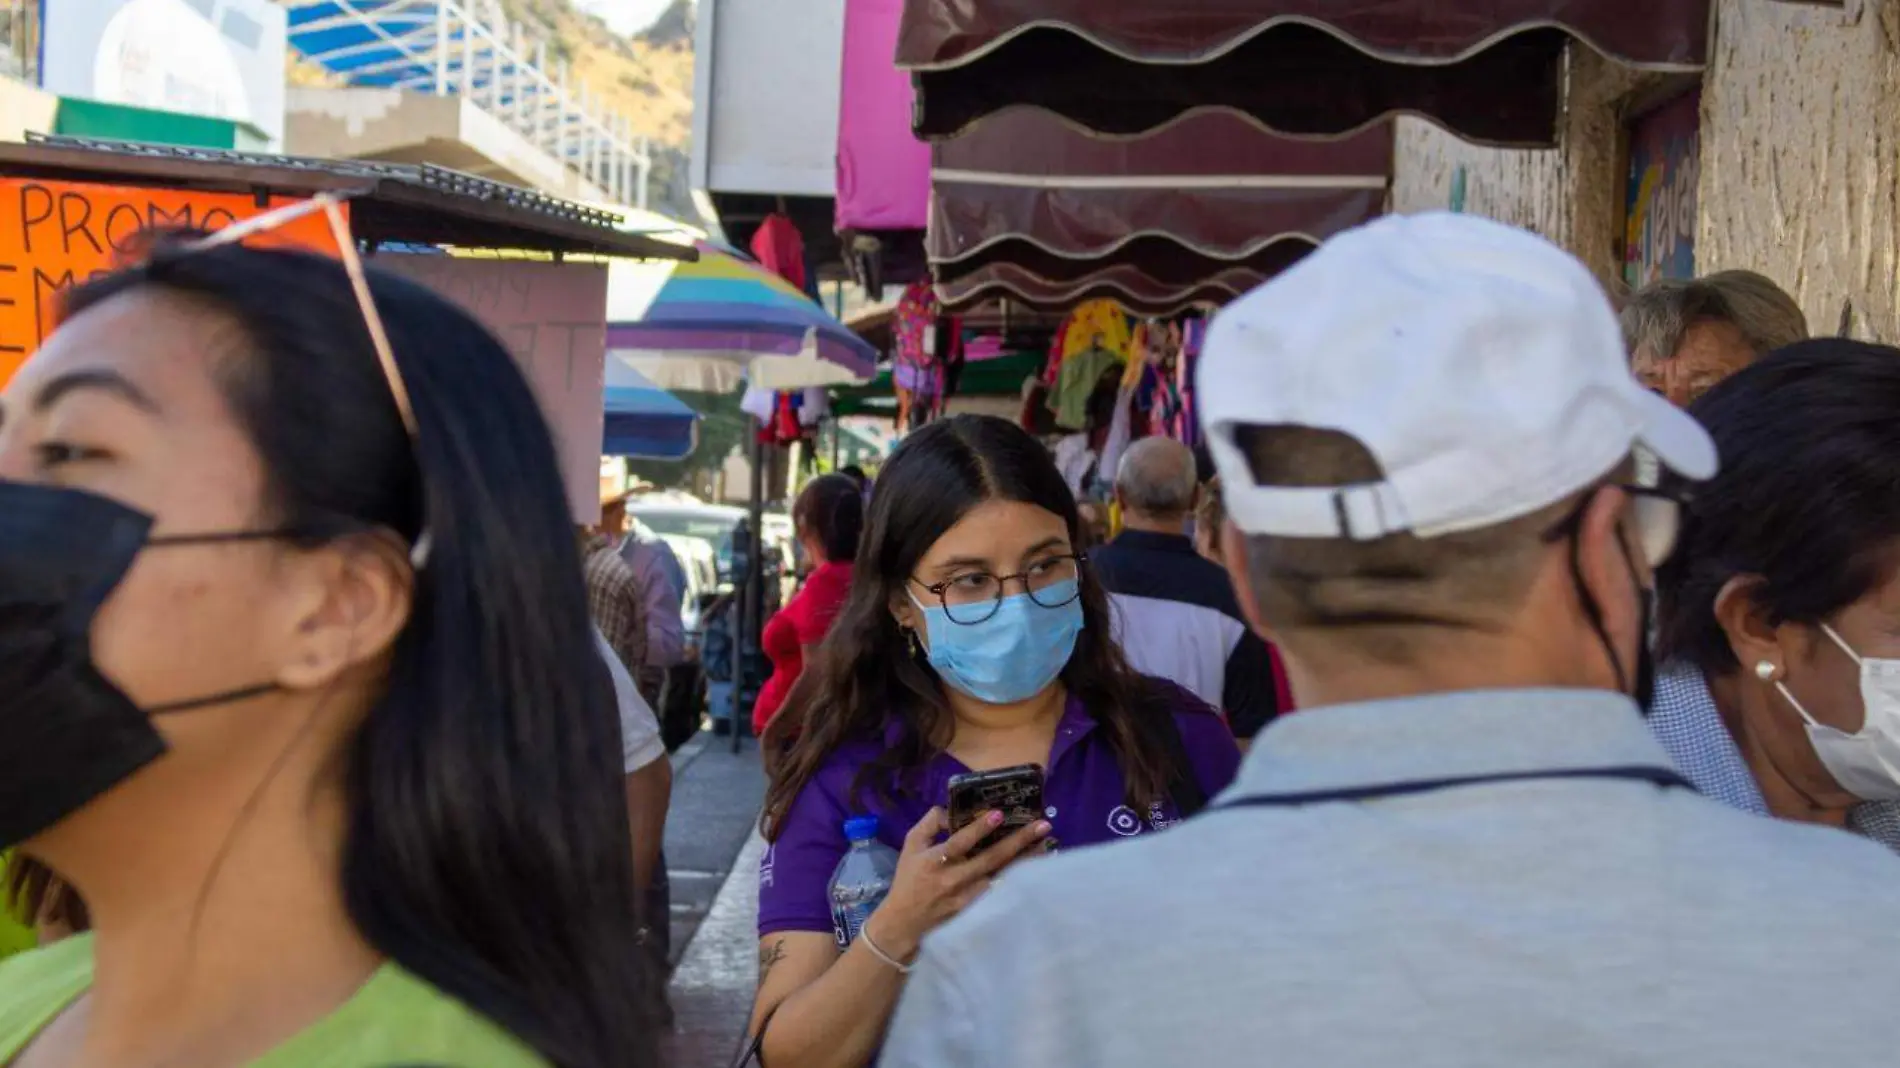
top-left (987, 811), bottom-right (1005, 827)
top-left (1035, 821), bottom-right (1052, 835)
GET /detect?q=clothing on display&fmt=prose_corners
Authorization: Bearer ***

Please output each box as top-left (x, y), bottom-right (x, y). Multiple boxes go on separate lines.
top-left (751, 212), bottom-right (808, 292)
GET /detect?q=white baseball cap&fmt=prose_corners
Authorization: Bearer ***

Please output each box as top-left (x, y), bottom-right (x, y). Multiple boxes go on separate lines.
top-left (1197, 212), bottom-right (1717, 540)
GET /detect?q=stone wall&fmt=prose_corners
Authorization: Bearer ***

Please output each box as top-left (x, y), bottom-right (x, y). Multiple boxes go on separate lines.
top-left (1698, 0), bottom-right (1900, 342)
top-left (1392, 0), bottom-right (1900, 333)
top-left (1390, 49), bottom-right (1665, 292)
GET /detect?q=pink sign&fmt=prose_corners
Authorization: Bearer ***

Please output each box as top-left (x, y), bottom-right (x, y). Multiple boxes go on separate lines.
top-left (835, 0), bottom-right (930, 232)
top-left (381, 256), bottom-right (609, 523)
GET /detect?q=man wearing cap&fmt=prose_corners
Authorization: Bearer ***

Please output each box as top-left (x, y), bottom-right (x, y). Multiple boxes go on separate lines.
top-left (881, 214), bottom-right (1900, 1067)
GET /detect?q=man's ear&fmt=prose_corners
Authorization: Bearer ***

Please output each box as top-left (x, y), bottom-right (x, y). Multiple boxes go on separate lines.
top-left (1219, 520), bottom-right (1275, 642)
top-left (1572, 487), bottom-right (1644, 684)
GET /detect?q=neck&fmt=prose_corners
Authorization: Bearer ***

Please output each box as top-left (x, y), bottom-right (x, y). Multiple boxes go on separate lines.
top-left (1705, 669), bottom-right (1858, 823)
top-left (1119, 512), bottom-right (1187, 536)
top-left (1284, 629), bottom-right (1614, 710)
top-left (45, 700), bottom-right (379, 1063)
top-left (945, 683), bottom-right (1067, 743)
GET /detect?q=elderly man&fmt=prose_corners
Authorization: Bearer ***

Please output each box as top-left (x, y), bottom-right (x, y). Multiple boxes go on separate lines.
top-left (1090, 438), bottom-right (1286, 745)
top-left (1622, 268), bottom-right (1807, 407)
top-left (881, 214), bottom-right (1900, 1068)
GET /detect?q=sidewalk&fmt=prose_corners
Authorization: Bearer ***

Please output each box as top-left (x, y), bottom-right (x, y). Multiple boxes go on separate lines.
top-left (661, 732), bottom-right (770, 1065)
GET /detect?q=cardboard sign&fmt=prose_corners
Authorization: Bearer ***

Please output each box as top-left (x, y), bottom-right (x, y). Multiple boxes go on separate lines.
top-left (380, 256), bottom-right (609, 523)
top-left (0, 178), bottom-right (341, 384)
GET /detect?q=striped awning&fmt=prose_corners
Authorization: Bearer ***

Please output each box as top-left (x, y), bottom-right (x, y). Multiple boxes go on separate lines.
top-left (929, 111), bottom-right (1389, 312)
top-left (897, 0), bottom-right (1709, 146)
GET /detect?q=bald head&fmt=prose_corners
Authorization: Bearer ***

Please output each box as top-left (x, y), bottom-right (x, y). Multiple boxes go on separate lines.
top-left (1116, 438), bottom-right (1198, 528)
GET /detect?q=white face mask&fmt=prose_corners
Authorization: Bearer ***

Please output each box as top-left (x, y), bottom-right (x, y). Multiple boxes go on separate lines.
top-left (1775, 624), bottom-right (1900, 802)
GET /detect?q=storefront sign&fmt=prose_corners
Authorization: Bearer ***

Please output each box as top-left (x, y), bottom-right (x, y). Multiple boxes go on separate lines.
top-left (382, 256), bottom-right (610, 523)
top-left (1623, 90), bottom-right (1701, 288)
top-left (0, 178), bottom-right (340, 385)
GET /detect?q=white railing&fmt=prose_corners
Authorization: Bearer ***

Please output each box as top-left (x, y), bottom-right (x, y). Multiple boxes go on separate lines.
top-left (287, 0), bottom-right (652, 209)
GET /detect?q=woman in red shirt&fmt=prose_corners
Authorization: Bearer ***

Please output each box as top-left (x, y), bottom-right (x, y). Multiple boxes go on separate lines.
top-left (753, 474), bottom-right (863, 735)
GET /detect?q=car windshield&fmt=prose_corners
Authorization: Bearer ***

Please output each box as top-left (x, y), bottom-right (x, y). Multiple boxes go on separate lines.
top-left (633, 508), bottom-right (742, 545)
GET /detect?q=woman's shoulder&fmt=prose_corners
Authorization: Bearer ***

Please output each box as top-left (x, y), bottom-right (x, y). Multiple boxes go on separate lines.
top-left (0, 934), bottom-right (93, 1058)
top-left (1134, 675), bottom-right (1223, 723)
top-left (265, 962), bottom-right (549, 1068)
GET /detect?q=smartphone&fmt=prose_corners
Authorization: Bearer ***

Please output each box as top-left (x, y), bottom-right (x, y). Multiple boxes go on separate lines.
top-left (947, 764), bottom-right (1046, 853)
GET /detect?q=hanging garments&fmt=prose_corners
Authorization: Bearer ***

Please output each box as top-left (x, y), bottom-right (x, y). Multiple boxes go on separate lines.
top-left (751, 212), bottom-right (808, 292)
top-left (1049, 344), bottom-right (1123, 431)
top-left (1060, 299), bottom-right (1133, 365)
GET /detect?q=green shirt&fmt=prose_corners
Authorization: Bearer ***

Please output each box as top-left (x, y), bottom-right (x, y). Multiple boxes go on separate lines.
top-left (0, 934), bottom-right (549, 1067)
top-left (0, 855), bottom-right (35, 963)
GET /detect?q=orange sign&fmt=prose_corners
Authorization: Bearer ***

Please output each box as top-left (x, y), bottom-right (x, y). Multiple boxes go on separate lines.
top-left (0, 179), bottom-right (344, 385)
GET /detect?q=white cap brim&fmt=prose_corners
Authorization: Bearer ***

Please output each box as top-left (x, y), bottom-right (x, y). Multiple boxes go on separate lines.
top-left (1629, 387), bottom-right (1718, 482)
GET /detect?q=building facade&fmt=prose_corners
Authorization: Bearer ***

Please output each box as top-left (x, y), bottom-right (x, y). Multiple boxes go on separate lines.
top-left (1394, 0), bottom-right (1899, 341)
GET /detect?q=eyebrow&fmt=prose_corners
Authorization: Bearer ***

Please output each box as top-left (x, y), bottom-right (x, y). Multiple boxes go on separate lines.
top-left (931, 536), bottom-right (1072, 574)
top-left (33, 369), bottom-right (161, 416)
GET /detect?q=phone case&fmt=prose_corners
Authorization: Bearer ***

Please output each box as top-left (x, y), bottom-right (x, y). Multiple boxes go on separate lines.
top-left (947, 764), bottom-right (1045, 852)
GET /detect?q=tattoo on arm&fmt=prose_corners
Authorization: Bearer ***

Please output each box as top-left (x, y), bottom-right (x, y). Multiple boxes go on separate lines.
top-left (758, 939), bottom-right (788, 982)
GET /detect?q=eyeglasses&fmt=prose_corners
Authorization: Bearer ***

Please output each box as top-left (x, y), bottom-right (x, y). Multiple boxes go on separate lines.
top-left (912, 553), bottom-right (1086, 626)
top-left (1544, 482), bottom-right (1690, 568)
top-left (169, 194), bottom-right (433, 569)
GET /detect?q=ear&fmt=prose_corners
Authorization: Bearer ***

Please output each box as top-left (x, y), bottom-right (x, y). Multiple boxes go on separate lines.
top-left (273, 532), bottom-right (415, 692)
top-left (1713, 574), bottom-right (1785, 677)
top-left (889, 585), bottom-right (921, 636)
top-left (1573, 487), bottom-right (1644, 679)
top-left (1219, 519), bottom-right (1276, 642)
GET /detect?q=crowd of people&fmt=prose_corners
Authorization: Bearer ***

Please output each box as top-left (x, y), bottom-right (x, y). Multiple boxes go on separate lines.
top-left (5, 205), bottom-right (1900, 1068)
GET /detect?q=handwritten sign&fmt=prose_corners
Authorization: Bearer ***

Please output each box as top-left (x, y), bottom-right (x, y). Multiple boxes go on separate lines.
top-left (380, 256), bottom-right (609, 523)
top-left (1623, 90), bottom-right (1700, 288)
top-left (0, 179), bottom-right (342, 385)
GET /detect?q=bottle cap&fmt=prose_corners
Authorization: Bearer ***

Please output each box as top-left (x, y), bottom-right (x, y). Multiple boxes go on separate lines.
top-left (842, 815), bottom-right (880, 842)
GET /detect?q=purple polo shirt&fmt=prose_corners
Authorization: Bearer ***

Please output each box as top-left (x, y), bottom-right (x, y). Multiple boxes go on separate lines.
top-left (757, 683), bottom-right (1241, 937)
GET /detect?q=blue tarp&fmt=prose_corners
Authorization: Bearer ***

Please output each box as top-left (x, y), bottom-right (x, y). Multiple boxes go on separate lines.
top-left (604, 353), bottom-right (697, 459)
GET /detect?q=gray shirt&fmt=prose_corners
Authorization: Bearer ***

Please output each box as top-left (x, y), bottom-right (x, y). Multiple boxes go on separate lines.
top-left (618, 526), bottom-right (686, 667)
top-left (881, 688), bottom-right (1900, 1068)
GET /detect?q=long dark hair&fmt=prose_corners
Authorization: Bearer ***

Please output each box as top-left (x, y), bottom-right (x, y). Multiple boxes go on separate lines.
top-left (762, 415), bottom-right (1174, 838)
top-left (39, 244), bottom-right (656, 1068)
top-left (794, 473), bottom-right (865, 563)
top-left (1658, 339), bottom-right (1900, 675)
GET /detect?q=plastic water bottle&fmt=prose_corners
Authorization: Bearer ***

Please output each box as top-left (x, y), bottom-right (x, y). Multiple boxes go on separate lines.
top-left (828, 815), bottom-right (899, 950)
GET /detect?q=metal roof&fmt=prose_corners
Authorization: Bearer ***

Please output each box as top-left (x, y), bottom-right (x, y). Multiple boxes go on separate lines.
top-left (0, 135), bottom-right (693, 260)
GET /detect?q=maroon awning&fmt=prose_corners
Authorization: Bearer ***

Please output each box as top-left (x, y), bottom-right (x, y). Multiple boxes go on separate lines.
top-left (929, 110), bottom-right (1384, 312)
top-left (931, 111), bottom-right (1386, 280)
top-left (938, 261), bottom-right (1275, 316)
top-left (897, 0), bottom-right (1709, 146)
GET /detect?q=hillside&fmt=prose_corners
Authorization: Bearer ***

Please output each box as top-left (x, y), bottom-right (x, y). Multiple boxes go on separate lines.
top-left (288, 0), bottom-right (699, 220)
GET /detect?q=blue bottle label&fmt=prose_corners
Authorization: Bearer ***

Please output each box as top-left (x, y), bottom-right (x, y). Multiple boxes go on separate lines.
top-left (830, 899), bottom-right (877, 951)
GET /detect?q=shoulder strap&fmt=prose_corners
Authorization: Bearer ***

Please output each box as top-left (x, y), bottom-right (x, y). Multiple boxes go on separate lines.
top-left (1155, 709), bottom-right (1208, 819)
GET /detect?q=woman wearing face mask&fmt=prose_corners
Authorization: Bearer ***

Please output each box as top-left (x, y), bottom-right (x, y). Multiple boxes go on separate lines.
top-left (1653, 339), bottom-right (1900, 850)
top-left (748, 415), bottom-right (1241, 1068)
top-left (0, 236), bottom-right (656, 1066)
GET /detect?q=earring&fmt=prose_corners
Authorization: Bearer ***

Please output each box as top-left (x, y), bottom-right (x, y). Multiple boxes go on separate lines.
top-left (1755, 660), bottom-right (1779, 682)
top-left (906, 628), bottom-right (921, 656)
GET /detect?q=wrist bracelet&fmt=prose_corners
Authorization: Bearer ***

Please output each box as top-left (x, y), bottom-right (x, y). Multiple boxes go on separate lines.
top-left (857, 926), bottom-right (913, 975)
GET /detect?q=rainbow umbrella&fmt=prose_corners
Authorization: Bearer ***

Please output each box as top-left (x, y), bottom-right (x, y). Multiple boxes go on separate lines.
top-left (607, 241), bottom-right (877, 393)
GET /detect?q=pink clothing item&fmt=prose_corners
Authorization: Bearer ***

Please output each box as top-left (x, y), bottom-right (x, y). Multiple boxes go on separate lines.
top-left (835, 0), bottom-right (930, 232)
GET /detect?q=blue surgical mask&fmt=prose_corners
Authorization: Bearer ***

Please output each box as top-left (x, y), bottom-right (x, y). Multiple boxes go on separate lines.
top-left (910, 579), bottom-right (1084, 705)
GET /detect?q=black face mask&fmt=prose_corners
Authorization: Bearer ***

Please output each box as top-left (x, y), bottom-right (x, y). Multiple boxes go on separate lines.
top-left (0, 480), bottom-right (284, 850)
